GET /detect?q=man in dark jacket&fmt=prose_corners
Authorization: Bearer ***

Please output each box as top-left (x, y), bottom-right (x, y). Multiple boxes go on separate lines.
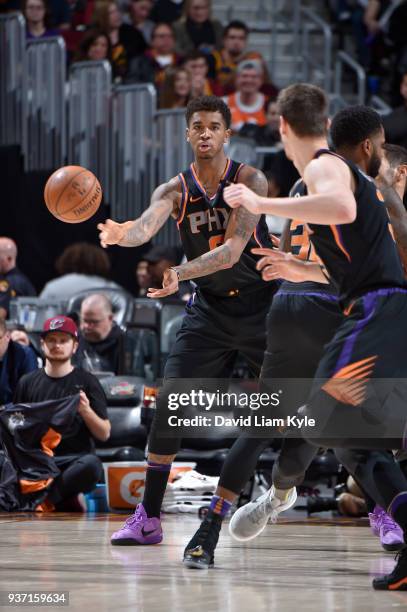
top-left (74, 293), bottom-right (125, 374)
top-left (0, 318), bottom-right (38, 404)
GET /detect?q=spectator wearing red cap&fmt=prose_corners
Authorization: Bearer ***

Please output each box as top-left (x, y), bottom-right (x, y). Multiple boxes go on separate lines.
top-left (14, 316), bottom-right (110, 511)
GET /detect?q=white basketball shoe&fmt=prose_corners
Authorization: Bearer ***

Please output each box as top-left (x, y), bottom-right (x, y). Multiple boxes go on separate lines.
top-left (229, 486), bottom-right (297, 542)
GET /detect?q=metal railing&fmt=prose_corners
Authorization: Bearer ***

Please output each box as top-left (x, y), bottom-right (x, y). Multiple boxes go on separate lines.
top-left (0, 12), bottom-right (25, 147)
top-left (25, 36), bottom-right (66, 170)
top-left (370, 95), bottom-right (392, 116)
top-left (155, 109), bottom-right (192, 185)
top-left (300, 7), bottom-right (333, 92)
top-left (269, 0), bottom-right (301, 86)
top-left (68, 60), bottom-right (112, 202)
top-left (153, 108), bottom-right (192, 246)
top-left (334, 51), bottom-right (366, 108)
top-left (111, 84), bottom-right (157, 222)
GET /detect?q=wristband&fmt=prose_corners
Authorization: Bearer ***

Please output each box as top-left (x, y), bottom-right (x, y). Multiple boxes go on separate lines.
top-left (170, 267), bottom-right (180, 281)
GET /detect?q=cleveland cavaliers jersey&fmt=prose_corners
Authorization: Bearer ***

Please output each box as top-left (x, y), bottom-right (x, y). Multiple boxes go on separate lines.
top-left (279, 178), bottom-right (337, 297)
top-left (176, 159), bottom-right (275, 295)
top-left (307, 149), bottom-right (406, 304)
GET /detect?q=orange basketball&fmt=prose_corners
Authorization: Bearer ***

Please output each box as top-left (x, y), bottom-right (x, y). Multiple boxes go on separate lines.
top-left (44, 165), bottom-right (102, 223)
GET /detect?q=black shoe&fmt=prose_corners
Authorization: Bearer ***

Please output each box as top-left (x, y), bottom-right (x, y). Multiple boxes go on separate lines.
top-left (183, 511), bottom-right (222, 570)
top-left (373, 546), bottom-right (407, 590)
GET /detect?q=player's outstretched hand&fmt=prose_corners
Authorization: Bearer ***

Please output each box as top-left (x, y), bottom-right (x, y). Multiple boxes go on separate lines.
top-left (97, 219), bottom-right (126, 248)
top-left (252, 247), bottom-right (308, 283)
top-left (147, 268), bottom-right (179, 299)
top-left (223, 183), bottom-right (261, 214)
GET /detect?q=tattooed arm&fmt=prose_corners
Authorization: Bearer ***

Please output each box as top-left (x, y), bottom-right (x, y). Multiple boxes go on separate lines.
top-left (147, 167), bottom-right (268, 298)
top-left (379, 184), bottom-right (407, 276)
top-left (97, 177), bottom-right (180, 248)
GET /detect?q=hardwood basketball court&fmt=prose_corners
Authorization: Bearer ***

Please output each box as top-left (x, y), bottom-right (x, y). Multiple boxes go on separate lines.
top-left (2, 513), bottom-right (406, 611)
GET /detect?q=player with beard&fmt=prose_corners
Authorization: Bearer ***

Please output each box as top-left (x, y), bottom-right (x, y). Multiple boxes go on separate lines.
top-left (183, 104), bottom-right (407, 569)
top-left (226, 110), bottom-right (407, 558)
top-left (14, 316), bottom-right (110, 511)
top-left (224, 86), bottom-right (407, 591)
top-left (98, 95), bottom-right (278, 548)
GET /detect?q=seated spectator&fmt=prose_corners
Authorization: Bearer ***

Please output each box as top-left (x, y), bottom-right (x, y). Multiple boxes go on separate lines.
top-left (209, 20), bottom-right (273, 96)
top-left (0, 282), bottom-right (12, 320)
top-left (74, 29), bottom-right (112, 63)
top-left (183, 50), bottom-right (214, 97)
top-left (129, 0), bottom-right (154, 44)
top-left (0, 318), bottom-right (38, 404)
top-left (74, 293), bottom-right (125, 374)
top-left (150, 0), bottom-right (183, 23)
top-left (239, 98), bottom-right (280, 145)
top-left (160, 66), bottom-right (192, 108)
top-left (14, 316), bottom-right (110, 511)
top-left (172, 0), bottom-right (223, 56)
top-left (135, 259), bottom-right (151, 297)
top-left (40, 242), bottom-right (123, 300)
top-left (10, 328), bottom-right (43, 367)
top-left (23, 0), bottom-right (59, 39)
top-left (0, 237), bottom-right (36, 299)
top-left (126, 22), bottom-right (180, 90)
top-left (224, 60), bottom-right (267, 133)
top-left (93, 1), bottom-right (147, 78)
top-left (383, 71), bottom-right (407, 148)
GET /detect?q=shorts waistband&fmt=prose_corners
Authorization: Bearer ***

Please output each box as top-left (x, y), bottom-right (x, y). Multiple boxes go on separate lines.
top-left (343, 287), bottom-right (407, 315)
top-left (199, 282), bottom-right (279, 299)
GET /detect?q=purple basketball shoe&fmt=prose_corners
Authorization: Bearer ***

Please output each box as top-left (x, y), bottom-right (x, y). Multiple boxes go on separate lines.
top-left (111, 503), bottom-right (163, 545)
top-left (368, 505), bottom-right (404, 552)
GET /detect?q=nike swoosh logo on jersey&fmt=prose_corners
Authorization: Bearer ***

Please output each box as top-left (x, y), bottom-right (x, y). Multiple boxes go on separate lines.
top-left (190, 196), bottom-right (202, 203)
top-left (141, 526), bottom-right (157, 537)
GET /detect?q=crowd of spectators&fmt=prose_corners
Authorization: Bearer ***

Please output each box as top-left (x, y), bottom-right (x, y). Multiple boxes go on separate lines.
top-left (1, 0), bottom-right (279, 129)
